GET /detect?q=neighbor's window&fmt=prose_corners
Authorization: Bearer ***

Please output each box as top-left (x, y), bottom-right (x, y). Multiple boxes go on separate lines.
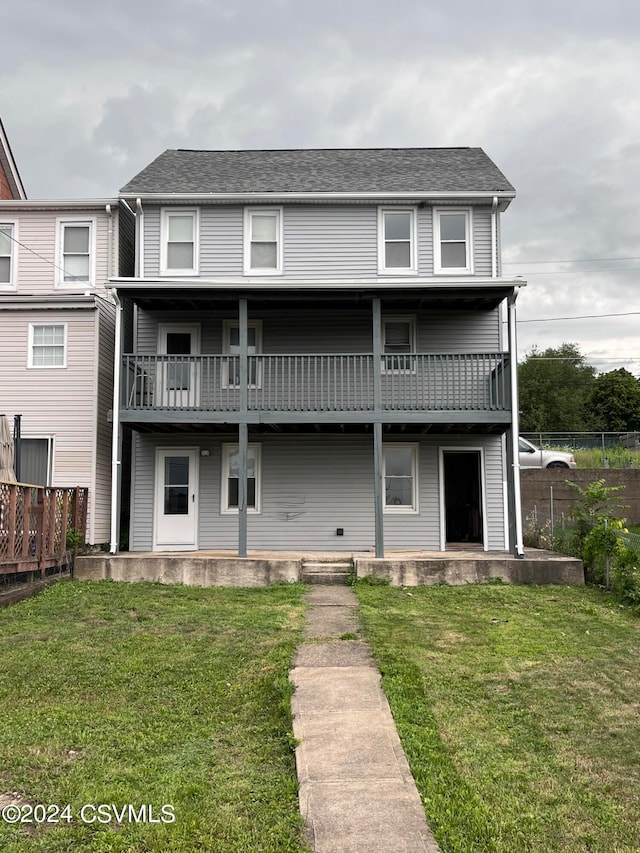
top-left (434, 209), bottom-right (472, 273)
top-left (221, 444), bottom-right (261, 513)
top-left (0, 223), bottom-right (15, 288)
top-left (379, 208), bottom-right (416, 273)
top-left (59, 220), bottom-right (94, 285)
top-left (161, 209), bottom-right (198, 275)
top-left (244, 208), bottom-right (282, 274)
top-left (29, 324), bottom-right (66, 368)
top-left (384, 444), bottom-right (418, 512)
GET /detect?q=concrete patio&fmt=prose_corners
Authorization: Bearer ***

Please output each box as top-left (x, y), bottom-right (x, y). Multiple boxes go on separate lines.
top-left (74, 548), bottom-right (584, 587)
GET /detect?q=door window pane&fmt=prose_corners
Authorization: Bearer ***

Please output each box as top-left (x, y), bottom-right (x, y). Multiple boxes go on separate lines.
top-left (164, 456), bottom-right (189, 515)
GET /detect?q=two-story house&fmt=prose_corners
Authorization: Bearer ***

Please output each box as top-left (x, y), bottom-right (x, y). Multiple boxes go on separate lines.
top-left (110, 148), bottom-right (524, 557)
top-left (0, 197), bottom-right (135, 544)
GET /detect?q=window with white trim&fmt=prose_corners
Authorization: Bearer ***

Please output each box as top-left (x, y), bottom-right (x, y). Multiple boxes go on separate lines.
top-left (29, 324), bottom-right (66, 368)
top-left (244, 208), bottom-right (282, 274)
top-left (161, 209), bottom-right (198, 275)
top-left (221, 444), bottom-right (261, 513)
top-left (378, 208), bottom-right (416, 273)
top-left (58, 220), bottom-right (94, 286)
top-left (222, 320), bottom-right (262, 388)
top-left (19, 437), bottom-right (53, 486)
top-left (384, 444), bottom-right (418, 512)
top-left (382, 316), bottom-right (416, 373)
top-left (0, 223), bottom-right (16, 288)
top-left (434, 209), bottom-right (472, 274)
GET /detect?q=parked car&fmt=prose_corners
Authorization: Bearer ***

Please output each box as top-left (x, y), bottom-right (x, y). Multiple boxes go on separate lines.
top-left (518, 437), bottom-right (577, 469)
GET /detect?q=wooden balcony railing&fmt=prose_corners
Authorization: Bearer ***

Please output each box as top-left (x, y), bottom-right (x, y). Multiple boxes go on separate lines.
top-left (122, 352), bottom-right (510, 414)
top-left (0, 483), bottom-right (88, 576)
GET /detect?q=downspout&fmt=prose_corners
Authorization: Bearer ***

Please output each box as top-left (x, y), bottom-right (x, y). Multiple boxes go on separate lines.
top-left (135, 198), bottom-right (144, 278)
top-left (508, 290), bottom-right (524, 556)
top-left (106, 203), bottom-right (113, 281)
top-left (491, 196), bottom-right (498, 278)
top-left (109, 288), bottom-right (123, 553)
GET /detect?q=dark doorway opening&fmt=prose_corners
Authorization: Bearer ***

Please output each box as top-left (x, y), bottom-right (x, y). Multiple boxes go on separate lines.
top-left (443, 451), bottom-right (483, 547)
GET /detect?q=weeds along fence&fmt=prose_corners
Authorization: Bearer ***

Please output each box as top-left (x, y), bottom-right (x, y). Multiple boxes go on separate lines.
top-left (0, 481), bottom-right (88, 584)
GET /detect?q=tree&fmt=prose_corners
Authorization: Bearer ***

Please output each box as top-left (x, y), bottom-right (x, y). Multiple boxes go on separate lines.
top-left (517, 343), bottom-right (596, 432)
top-left (588, 368), bottom-right (640, 432)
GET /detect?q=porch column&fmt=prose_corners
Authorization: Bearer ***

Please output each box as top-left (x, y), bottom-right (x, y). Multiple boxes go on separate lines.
top-left (507, 292), bottom-right (524, 557)
top-left (109, 290), bottom-right (124, 554)
top-left (372, 298), bottom-right (384, 558)
top-left (238, 298), bottom-right (248, 557)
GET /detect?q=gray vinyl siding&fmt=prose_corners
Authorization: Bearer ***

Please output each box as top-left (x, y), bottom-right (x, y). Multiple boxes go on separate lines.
top-left (0, 307), bottom-right (99, 540)
top-left (8, 208), bottom-right (114, 295)
top-left (93, 300), bottom-right (116, 543)
top-left (133, 307), bottom-right (501, 355)
top-left (142, 203), bottom-right (495, 280)
top-left (129, 433), bottom-right (506, 552)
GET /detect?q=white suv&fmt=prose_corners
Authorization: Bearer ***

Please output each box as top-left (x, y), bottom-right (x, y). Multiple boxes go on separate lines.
top-left (518, 437), bottom-right (577, 469)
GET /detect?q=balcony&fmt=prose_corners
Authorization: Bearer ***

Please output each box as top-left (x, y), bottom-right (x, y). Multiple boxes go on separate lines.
top-left (121, 353), bottom-right (510, 423)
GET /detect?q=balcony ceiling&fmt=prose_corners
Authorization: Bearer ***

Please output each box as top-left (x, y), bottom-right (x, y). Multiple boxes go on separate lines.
top-left (122, 286), bottom-right (510, 312)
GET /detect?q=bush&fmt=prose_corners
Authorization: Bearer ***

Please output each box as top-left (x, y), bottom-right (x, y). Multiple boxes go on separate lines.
top-left (612, 546), bottom-right (640, 606)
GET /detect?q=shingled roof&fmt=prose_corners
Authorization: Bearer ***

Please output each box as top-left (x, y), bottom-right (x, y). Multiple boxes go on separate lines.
top-left (120, 147), bottom-right (515, 196)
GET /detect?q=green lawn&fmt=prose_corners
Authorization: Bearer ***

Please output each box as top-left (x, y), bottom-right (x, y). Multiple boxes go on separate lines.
top-left (0, 581), bottom-right (307, 853)
top-left (354, 582), bottom-right (640, 853)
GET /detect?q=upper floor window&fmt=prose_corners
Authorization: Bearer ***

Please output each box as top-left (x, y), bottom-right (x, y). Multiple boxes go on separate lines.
top-left (0, 223), bottom-right (15, 289)
top-left (434, 209), bottom-right (472, 274)
top-left (58, 219), bottom-right (95, 286)
top-left (382, 316), bottom-right (416, 372)
top-left (378, 208), bottom-right (416, 274)
top-left (28, 324), bottom-right (66, 368)
top-left (161, 209), bottom-right (199, 275)
top-left (244, 208), bottom-right (282, 275)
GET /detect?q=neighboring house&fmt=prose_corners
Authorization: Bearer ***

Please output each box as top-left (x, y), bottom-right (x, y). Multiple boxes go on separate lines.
top-left (111, 148), bottom-right (525, 556)
top-left (0, 118), bottom-right (26, 200)
top-left (0, 198), bottom-right (135, 544)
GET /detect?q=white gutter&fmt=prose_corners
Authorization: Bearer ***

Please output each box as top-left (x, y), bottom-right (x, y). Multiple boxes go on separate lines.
top-left (508, 291), bottom-right (524, 556)
top-left (135, 198), bottom-right (144, 277)
top-left (0, 198), bottom-right (119, 210)
top-left (109, 289), bottom-right (123, 553)
top-left (108, 275), bottom-right (526, 291)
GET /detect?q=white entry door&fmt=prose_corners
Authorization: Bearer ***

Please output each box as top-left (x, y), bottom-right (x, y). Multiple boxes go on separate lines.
top-left (157, 324), bottom-right (200, 408)
top-left (154, 448), bottom-right (199, 550)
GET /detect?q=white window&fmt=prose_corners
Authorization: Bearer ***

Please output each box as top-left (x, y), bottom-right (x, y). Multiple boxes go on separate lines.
top-left (222, 320), bottom-right (262, 388)
top-left (0, 222), bottom-right (16, 289)
top-left (434, 209), bottom-right (472, 274)
top-left (161, 209), bottom-right (199, 275)
top-left (378, 208), bottom-right (416, 273)
top-left (29, 324), bottom-right (67, 368)
top-left (58, 219), bottom-right (95, 286)
top-left (384, 444), bottom-right (418, 513)
top-left (244, 208), bottom-right (282, 274)
top-left (221, 444), bottom-right (261, 513)
top-left (382, 316), bottom-right (416, 373)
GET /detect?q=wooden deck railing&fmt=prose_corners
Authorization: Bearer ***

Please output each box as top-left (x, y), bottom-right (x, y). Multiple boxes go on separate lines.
top-left (122, 352), bottom-right (510, 414)
top-left (0, 482), bottom-right (88, 577)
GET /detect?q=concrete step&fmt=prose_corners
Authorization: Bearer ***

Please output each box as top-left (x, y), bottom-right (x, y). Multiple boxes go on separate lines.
top-left (301, 561), bottom-right (353, 585)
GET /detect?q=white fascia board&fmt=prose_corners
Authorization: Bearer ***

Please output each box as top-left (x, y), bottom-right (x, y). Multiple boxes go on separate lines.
top-left (119, 191), bottom-right (516, 205)
top-left (0, 198), bottom-right (119, 211)
top-left (109, 276), bottom-right (527, 291)
top-left (0, 294), bottom-right (98, 309)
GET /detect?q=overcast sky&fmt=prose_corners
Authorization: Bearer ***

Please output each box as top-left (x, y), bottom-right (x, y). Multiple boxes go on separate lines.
top-left (3, 0), bottom-right (639, 373)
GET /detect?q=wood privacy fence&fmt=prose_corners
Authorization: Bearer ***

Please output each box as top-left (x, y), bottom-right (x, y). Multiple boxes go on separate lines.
top-left (0, 482), bottom-right (88, 577)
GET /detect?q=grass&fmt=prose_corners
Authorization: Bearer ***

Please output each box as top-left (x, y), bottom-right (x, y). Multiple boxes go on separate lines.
top-left (354, 582), bottom-right (640, 853)
top-left (569, 446), bottom-right (639, 469)
top-left (0, 580), bottom-right (308, 853)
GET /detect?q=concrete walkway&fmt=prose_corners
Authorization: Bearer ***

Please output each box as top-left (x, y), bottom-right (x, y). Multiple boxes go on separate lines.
top-left (290, 585), bottom-right (440, 853)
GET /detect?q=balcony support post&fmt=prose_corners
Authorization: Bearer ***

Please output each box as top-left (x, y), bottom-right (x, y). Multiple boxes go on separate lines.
top-left (109, 290), bottom-right (124, 554)
top-left (372, 298), bottom-right (384, 558)
top-left (507, 292), bottom-right (524, 557)
top-left (238, 299), bottom-right (248, 557)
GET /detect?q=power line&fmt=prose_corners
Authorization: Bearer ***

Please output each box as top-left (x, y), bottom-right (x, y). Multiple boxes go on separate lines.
top-left (519, 311), bottom-right (640, 324)
top-left (0, 225), bottom-right (92, 284)
top-left (504, 255), bottom-right (640, 265)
